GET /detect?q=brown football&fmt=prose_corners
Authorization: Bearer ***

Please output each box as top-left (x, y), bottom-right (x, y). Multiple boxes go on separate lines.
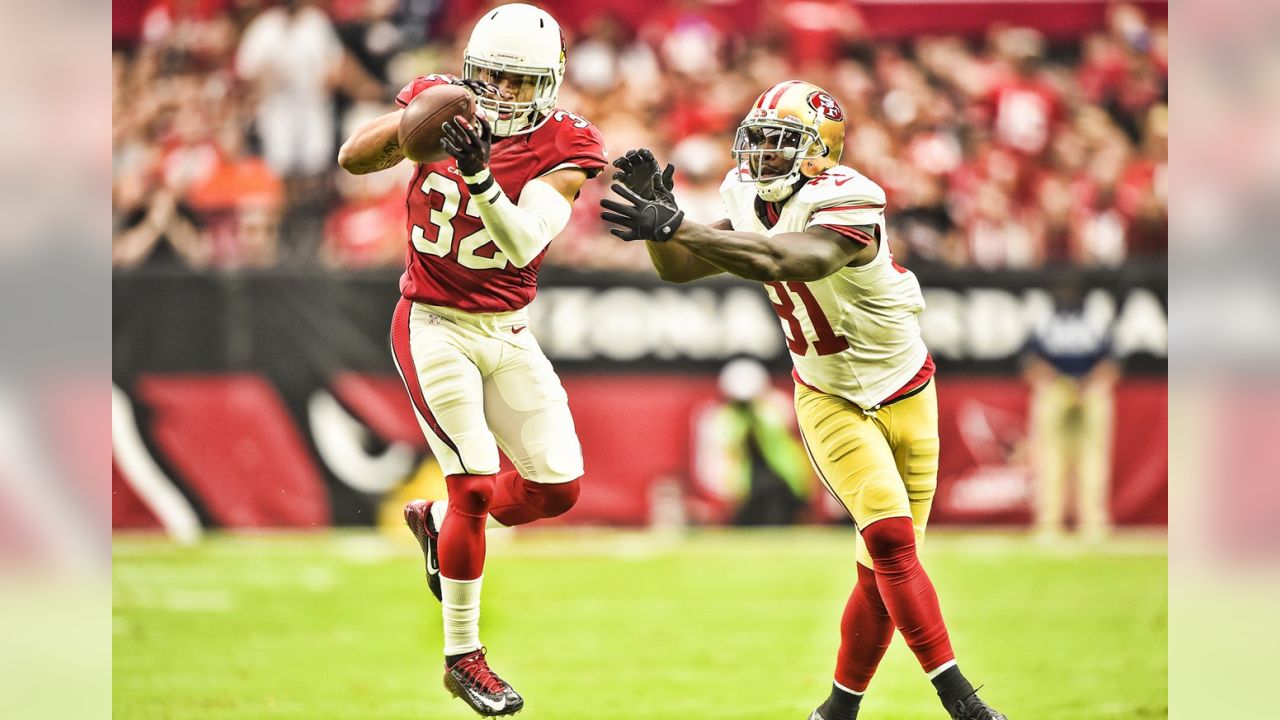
top-left (398, 83), bottom-right (476, 164)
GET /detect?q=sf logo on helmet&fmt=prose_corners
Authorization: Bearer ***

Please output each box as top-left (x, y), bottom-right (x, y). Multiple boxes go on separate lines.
top-left (808, 91), bottom-right (844, 122)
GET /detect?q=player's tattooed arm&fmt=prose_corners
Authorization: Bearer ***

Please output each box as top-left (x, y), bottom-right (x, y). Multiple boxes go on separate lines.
top-left (338, 110), bottom-right (405, 174)
top-left (672, 223), bottom-right (864, 282)
top-left (361, 136), bottom-right (405, 173)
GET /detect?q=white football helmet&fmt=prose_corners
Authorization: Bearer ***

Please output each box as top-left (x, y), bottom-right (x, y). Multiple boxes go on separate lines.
top-left (462, 3), bottom-right (567, 137)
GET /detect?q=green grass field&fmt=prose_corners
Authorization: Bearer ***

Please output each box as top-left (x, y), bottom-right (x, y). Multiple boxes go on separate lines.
top-left (113, 529), bottom-right (1167, 719)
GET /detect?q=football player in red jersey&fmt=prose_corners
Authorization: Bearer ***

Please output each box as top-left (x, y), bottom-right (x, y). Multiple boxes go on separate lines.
top-left (337, 4), bottom-right (606, 716)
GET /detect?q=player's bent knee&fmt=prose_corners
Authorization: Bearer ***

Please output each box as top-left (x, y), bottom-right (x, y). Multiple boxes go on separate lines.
top-left (536, 477), bottom-right (581, 517)
top-left (445, 473), bottom-right (497, 514)
top-left (860, 516), bottom-right (918, 563)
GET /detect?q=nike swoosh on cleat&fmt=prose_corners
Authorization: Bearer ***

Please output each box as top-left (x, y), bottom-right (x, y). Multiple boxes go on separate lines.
top-left (426, 548), bottom-right (439, 574)
top-left (473, 694), bottom-right (507, 712)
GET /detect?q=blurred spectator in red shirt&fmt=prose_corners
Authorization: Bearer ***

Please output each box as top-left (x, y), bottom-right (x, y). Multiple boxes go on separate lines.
top-left (187, 121), bottom-right (285, 267)
top-left (662, 77), bottom-right (738, 143)
top-left (141, 0), bottom-right (238, 69)
top-left (185, 125), bottom-right (283, 215)
top-left (566, 14), bottom-right (627, 95)
top-left (1077, 33), bottom-right (1130, 107)
top-left (643, 0), bottom-right (732, 78)
top-left (1117, 104), bottom-right (1169, 259)
top-left (983, 29), bottom-right (1062, 160)
top-left (764, 0), bottom-right (868, 73)
top-left (322, 162), bottom-right (409, 268)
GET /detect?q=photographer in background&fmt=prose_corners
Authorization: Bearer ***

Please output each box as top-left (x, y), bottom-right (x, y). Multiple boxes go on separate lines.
top-left (692, 358), bottom-right (812, 526)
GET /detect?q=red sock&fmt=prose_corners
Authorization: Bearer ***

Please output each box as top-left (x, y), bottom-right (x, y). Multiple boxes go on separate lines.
top-left (438, 473), bottom-right (495, 580)
top-left (834, 562), bottom-right (896, 692)
top-left (487, 470), bottom-right (580, 526)
top-left (860, 517), bottom-right (955, 673)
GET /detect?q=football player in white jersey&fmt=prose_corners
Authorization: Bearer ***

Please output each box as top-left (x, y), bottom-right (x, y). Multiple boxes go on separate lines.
top-left (600, 81), bottom-right (1007, 720)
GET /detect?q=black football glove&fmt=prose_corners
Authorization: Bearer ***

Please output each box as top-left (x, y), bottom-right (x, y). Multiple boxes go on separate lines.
top-left (611, 148), bottom-right (673, 201)
top-left (451, 77), bottom-right (500, 99)
top-left (600, 179), bottom-right (685, 242)
top-left (440, 114), bottom-right (492, 177)
top-left (649, 161), bottom-right (678, 207)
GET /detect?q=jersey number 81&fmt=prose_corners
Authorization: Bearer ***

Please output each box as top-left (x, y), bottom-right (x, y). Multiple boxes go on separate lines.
top-left (765, 281), bottom-right (849, 357)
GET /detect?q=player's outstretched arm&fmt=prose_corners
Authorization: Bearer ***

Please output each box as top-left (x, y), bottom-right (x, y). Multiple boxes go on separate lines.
top-left (601, 150), bottom-right (725, 283)
top-left (337, 110), bottom-right (404, 175)
top-left (601, 160), bottom-right (872, 282)
top-left (672, 223), bottom-right (867, 282)
top-left (644, 221), bottom-right (730, 283)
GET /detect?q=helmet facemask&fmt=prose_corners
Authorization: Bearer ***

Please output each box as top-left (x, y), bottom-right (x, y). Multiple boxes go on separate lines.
top-left (463, 58), bottom-right (559, 137)
top-left (732, 119), bottom-right (825, 202)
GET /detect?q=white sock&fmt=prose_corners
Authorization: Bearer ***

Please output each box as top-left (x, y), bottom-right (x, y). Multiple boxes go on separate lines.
top-left (429, 500), bottom-right (448, 531)
top-left (833, 679), bottom-right (865, 696)
top-left (441, 574), bottom-right (483, 657)
top-left (927, 659), bottom-right (958, 679)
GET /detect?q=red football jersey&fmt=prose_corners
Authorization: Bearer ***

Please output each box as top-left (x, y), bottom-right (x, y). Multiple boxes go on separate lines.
top-left (394, 75), bottom-right (608, 313)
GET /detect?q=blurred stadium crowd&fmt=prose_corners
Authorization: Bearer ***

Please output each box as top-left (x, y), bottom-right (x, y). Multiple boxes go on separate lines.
top-left (112, 0), bottom-right (1167, 273)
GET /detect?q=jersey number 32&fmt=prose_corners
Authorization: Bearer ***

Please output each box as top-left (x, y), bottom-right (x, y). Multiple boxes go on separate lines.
top-left (410, 172), bottom-right (509, 270)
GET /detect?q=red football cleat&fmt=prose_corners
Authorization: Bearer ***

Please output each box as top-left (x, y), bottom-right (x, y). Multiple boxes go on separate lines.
top-left (403, 499), bottom-right (442, 601)
top-left (444, 648), bottom-right (524, 717)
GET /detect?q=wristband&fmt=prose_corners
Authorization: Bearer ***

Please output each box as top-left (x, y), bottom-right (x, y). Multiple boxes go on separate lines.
top-left (462, 168), bottom-right (494, 196)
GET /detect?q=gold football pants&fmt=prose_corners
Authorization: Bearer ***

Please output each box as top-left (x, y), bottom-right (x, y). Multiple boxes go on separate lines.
top-left (795, 381), bottom-right (940, 568)
top-left (1029, 377), bottom-right (1113, 537)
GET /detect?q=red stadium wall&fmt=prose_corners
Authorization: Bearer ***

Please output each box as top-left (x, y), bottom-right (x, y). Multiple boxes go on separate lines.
top-left (112, 373), bottom-right (1167, 531)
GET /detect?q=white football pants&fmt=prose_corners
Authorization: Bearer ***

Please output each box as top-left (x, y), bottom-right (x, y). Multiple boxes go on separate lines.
top-left (390, 297), bottom-right (583, 484)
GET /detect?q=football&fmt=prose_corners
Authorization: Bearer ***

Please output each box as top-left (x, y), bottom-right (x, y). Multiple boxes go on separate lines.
top-left (398, 83), bottom-right (476, 164)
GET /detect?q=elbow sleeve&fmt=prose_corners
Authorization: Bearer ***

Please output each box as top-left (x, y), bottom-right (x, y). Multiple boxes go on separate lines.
top-left (466, 175), bottom-right (573, 268)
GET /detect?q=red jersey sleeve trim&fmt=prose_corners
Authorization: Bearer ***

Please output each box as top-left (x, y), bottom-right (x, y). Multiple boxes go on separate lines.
top-left (819, 224), bottom-right (874, 246)
top-left (564, 154), bottom-right (608, 169)
top-left (814, 203), bottom-right (886, 213)
top-left (561, 155), bottom-right (609, 178)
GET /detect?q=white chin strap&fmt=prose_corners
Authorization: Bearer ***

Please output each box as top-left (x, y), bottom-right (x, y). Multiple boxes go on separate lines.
top-left (756, 173), bottom-right (800, 202)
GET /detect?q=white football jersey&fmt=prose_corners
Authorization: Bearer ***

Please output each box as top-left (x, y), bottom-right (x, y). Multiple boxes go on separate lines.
top-left (719, 164), bottom-right (929, 410)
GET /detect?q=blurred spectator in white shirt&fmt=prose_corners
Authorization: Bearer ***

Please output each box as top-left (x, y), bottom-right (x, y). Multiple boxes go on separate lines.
top-left (235, 0), bottom-right (343, 178)
top-left (671, 133), bottom-right (732, 225)
top-left (567, 14), bottom-right (624, 95)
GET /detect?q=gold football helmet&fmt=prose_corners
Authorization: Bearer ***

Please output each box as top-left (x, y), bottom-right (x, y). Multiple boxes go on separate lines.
top-left (732, 80), bottom-right (846, 201)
